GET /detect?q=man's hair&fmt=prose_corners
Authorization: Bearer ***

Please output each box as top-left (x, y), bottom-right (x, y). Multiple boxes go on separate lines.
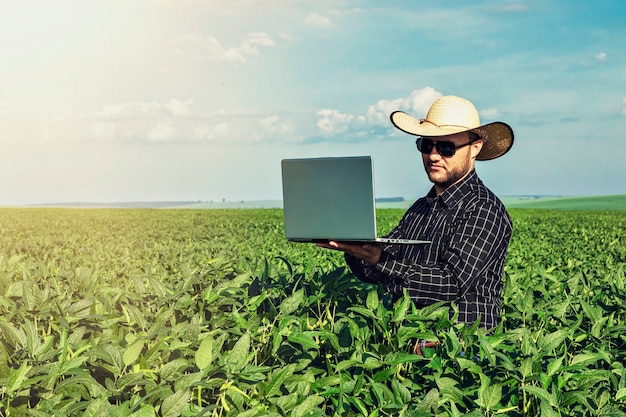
top-left (469, 132), bottom-right (481, 142)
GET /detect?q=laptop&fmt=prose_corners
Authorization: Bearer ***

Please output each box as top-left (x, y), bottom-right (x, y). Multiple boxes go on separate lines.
top-left (281, 156), bottom-right (430, 245)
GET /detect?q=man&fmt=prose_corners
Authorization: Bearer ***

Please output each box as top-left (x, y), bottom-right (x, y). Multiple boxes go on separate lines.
top-left (317, 95), bottom-right (514, 329)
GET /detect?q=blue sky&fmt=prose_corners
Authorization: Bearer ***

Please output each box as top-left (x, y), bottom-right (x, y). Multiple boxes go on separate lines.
top-left (0, 0), bottom-right (624, 204)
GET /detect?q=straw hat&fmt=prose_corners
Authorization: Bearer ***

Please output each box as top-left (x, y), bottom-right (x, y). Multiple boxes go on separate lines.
top-left (390, 95), bottom-right (514, 160)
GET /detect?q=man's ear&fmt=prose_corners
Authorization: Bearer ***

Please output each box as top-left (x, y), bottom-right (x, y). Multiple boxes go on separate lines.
top-left (470, 140), bottom-right (483, 160)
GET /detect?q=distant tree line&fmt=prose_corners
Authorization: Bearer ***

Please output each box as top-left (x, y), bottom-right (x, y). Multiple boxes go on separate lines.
top-left (375, 197), bottom-right (404, 203)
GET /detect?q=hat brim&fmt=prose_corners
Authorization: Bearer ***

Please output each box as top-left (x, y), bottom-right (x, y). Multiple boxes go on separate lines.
top-left (390, 111), bottom-right (514, 161)
top-left (471, 122), bottom-right (514, 161)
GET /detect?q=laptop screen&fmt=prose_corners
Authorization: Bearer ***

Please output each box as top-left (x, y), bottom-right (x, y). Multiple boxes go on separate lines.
top-left (281, 156), bottom-right (378, 242)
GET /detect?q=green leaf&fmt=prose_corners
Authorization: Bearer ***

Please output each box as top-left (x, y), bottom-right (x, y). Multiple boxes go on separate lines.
top-left (6, 361), bottom-right (32, 394)
top-left (227, 332), bottom-right (251, 372)
top-left (591, 316), bottom-right (609, 339)
top-left (23, 319), bottom-right (41, 358)
top-left (391, 378), bottom-right (411, 404)
top-left (56, 373), bottom-right (107, 398)
top-left (161, 389), bottom-right (190, 417)
top-left (478, 382), bottom-right (502, 411)
top-left (334, 359), bottom-right (359, 373)
top-left (348, 306), bottom-right (378, 320)
top-left (121, 303), bottom-right (148, 329)
top-left (318, 330), bottom-right (340, 351)
top-left (366, 289), bottom-right (379, 310)
top-left (0, 321), bottom-right (27, 349)
top-left (436, 377), bottom-right (464, 403)
top-left (362, 355), bottom-right (384, 370)
top-left (0, 342), bottom-right (11, 379)
top-left (262, 363), bottom-right (296, 398)
top-left (288, 332), bottom-right (319, 351)
top-left (195, 336), bottom-right (214, 370)
top-left (35, 335), bottom-right (56, 361)
top-left (456, 357), bottom-right (482, 375)
top-left (547, 356), bottom-right (564, 376)
top-left (519, 357), bottom-right (534, 379)
top-left (415, 388), bottom-right (439, 412)
top-left (291, 394), bottom-right (323, 417)
top-left (392, 294), bottom-right (411, 322)
top-left (522, 385), bottom-right (557, 407)
top-left (386, 352), bottom-right (423, 366)
top-left (580, 299), bottom-right (602, 322)
top-left (443, 329), bottom-right (462, 356)
top-left (568, 352), bottom-right (604, 368)
top-left (130, 404), bottom-right (157, 417)
top-left (275, 393), bottom-right (299, 413)
top-left (123, 340), bottom-right (145, 367)
top-left (279, 289), bottom-right (304, 315)
top-left (82, 397), bottom-right (112, 417)
top-left (370, 379), bottom-right (395, 406)
top-left (540, 399), bottom-right (559, 417)
top-left (347, 396), bottom-right (368, 415)
top-left (540, 329), bottom-right (570, 353)
top-left (116, 372), bottom-right (147, 390)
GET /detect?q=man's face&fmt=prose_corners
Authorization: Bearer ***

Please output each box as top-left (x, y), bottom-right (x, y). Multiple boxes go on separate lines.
top-left (420, 132), bottom-right (482, 193)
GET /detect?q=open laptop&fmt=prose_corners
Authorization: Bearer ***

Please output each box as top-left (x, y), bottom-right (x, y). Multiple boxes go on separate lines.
top-left (281, 156), bottom-right (430, 245)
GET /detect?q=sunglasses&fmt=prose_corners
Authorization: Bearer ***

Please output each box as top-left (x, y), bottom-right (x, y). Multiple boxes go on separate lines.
top-left (415, 137), bottom-right (477, 157)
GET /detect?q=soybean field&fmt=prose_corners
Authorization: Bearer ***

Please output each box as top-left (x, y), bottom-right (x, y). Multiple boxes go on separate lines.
top-left (0, 207), bottom-right (624, 416)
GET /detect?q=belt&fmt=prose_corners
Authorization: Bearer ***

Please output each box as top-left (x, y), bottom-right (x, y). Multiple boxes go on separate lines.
top-left (413, 340), bottom-right (438, 356)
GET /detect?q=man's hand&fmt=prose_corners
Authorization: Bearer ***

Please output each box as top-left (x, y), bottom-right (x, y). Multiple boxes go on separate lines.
top-left (316, 241), bottom-right (382, 265)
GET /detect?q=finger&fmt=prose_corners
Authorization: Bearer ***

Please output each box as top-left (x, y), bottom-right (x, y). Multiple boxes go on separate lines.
top-left (316, 241), bottom-right (341, 250)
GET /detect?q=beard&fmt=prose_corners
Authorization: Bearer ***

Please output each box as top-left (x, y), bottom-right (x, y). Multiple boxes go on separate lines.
top-left (425, 154), bottom-right (473, 190)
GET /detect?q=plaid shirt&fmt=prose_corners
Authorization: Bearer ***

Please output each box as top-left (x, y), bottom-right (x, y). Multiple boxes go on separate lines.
top-left (345, 170), bottom-right (512, 329)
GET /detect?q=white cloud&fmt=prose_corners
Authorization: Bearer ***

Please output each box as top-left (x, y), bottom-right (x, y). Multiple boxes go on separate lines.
top-left (312, 87), bottom-right (519, 139)
top-left (90, 101), bottom-right (186, 142)
top-left (148, 120), bottom-right (176, 142)
top-left (480, 108), bottom-right (501, 120)
top-left (164, 99), bottom-right (193, 117)
top-left (245, 32), bottom-right (276, 48)
top-left (581, 52), bottom-right (608, 67)
top-left (193, 122), bottom-right (229, 143)
top-left (316, 109), bottom-right (353, 134)
top-left (366, 98), bottom-right (406, 126)
top-left (203, 36), bottom-right (241, 61)
top-left (305, 13), bottom-right (332, 27)
top-left (317, 87), bottom-right (442, 136)
top-left (407, 87), bottom-right (442, 115)
top-left (92, 121), bottom-right (117, 141)
top-left (94, 102), bottom-right (162, 119)
top-left (90, 103), bottom-right (298, 145)
top-left (92, 100), bottom-right (193, 120)
top-left (173, 32), bottom-right (276, 63)
top-left (39, 104), bottom-right (74, 122)
top-left (259, 115), bottom-right (294, 136)
top-left (364, 87), bottom-right (442, 126)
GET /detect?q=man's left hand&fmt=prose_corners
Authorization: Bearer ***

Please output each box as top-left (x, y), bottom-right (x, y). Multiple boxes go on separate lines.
top-left (316, 241), bottom-right (381, 265)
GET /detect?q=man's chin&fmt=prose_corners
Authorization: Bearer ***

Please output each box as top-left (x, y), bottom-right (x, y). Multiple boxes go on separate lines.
top-left (427, 172), bottom-right (448, 185)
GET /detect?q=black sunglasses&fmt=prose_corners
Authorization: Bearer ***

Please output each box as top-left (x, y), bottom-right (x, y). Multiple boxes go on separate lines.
top-left (415, 137), bottom-right (477, 157)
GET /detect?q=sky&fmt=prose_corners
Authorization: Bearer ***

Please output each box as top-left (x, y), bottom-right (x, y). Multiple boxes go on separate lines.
top-left (0, 0), bottom-right (624, 205)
